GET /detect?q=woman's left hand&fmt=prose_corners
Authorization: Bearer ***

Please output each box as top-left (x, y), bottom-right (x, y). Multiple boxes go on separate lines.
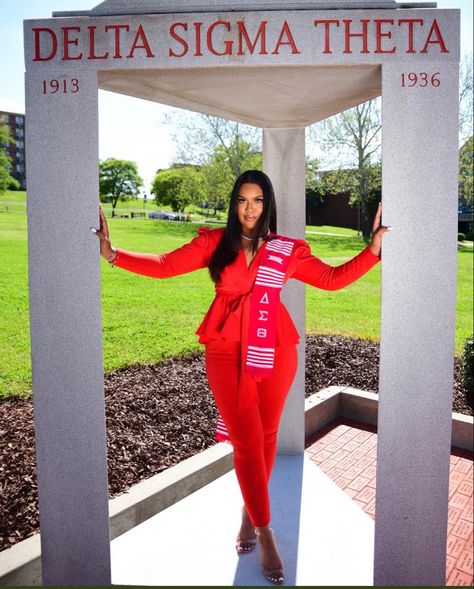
top-left (369, 203), bottom-right (391, 257)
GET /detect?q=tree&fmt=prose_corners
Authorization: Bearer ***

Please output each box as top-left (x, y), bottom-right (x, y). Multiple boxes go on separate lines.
top-left (200, 139), bottom-right (263, 213)
top-left (162, 111), bottom-right (263, 213)
top-left (319, 164), bottom-right (381, 230)
top-left (305, 158), bottom-right (324, 213)
top-left (151, 165), bottom-right (205, 212)
top-left (165, 111), bottom-right (261, 178)
top-left (0, 124), bottom-right (20, 193)
top-left (201, 157), bottom-right (233, 216)
top-left (459, 136), bottom-right (473, 211)
top-left (459, 53), bottom-right (473, 145)
top-left (309, 98), bottom-right (381, 237)
top-left (99, 158), bottom-right (143, 216)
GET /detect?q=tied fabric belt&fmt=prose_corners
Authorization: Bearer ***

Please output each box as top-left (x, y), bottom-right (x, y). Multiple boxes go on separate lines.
top-left (215, 236), bottom-right (295, 443)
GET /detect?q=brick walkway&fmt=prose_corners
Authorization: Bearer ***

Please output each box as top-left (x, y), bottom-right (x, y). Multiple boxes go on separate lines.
top-left (304, 417), bottom-right (474, 586)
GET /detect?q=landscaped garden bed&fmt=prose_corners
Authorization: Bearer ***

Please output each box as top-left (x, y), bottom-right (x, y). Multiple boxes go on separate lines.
top-left (0, 334), bottom-right (471, 553)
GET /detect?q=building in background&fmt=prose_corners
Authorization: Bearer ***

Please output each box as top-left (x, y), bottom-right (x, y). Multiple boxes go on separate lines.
top-left (0, 110), bottom-right (26, 189)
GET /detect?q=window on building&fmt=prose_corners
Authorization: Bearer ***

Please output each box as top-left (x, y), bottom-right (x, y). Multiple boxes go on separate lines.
top-left (16, 140), bottom-right (24, 149)
top-left (0, 114), bottom-right (9, 123)
top-left (15, 116), bottom-right (24, 126)
top-left (16, 164), bottom-right (24, 174)
top-left (15, 129), bottom-right (24, 139)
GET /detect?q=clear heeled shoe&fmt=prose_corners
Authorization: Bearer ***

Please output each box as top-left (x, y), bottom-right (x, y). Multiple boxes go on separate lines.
top-left (235, 537), bottom-right (257, 554)
top-left (255, 527), bottom-right (285, 585)
top-left (236, 506), bottom-right (257, 555)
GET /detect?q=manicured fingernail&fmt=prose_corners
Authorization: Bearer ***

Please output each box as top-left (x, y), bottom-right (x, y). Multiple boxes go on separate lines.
top-left (90, 227), bottom-right (97, 233)
top-left (386, 226), bottom-right (393, 231)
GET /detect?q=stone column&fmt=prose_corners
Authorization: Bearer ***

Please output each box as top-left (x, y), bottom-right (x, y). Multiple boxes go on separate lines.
top-left (263, 127), bottom-right (306, 454)
top-left (374, 63), bottom-right (459, 586)
top-left (25, 70), bottom-right (111, 585)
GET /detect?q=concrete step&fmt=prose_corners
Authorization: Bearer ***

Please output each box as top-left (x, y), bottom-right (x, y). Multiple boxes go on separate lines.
top-left (111, 453), bottom-right (375, 586)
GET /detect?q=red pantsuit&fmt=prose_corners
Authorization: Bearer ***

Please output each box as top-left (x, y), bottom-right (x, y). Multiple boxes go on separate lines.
top-left (206, 341), bottom-right (297, 527)
top-left (112, 226), bottom-right (380, 527)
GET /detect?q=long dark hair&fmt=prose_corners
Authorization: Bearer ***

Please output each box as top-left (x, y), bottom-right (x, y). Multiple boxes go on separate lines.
top-left (209, 170), bottom-right (277, 284)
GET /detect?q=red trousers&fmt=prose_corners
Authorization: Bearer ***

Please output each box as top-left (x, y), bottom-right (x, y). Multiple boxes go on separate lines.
top-left (205, 340), bottom-right (298, 527)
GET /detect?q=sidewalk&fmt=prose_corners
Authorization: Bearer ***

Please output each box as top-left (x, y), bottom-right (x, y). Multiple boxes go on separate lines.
top-left (111, 453), bottom-right (375, 586)
top-left (305, 417), bottom-right (474, 586)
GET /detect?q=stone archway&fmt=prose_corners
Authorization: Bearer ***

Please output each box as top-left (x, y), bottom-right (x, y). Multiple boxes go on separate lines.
top-left (24, 0), bottom-right (459, 584)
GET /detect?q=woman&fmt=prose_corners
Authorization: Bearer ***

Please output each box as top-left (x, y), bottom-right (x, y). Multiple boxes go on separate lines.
top-left (92, 170), bottom-right (388, 585)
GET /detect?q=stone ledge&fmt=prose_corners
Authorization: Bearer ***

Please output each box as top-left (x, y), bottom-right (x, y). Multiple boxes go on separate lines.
top-left (109, 441), bottom-right (234, 538)
top-left (0, 535), bottom-right (41, 587)
top-left (305, 385), bottom-right (473, 451)
top-left (1, 386), bottom-right (471, 586)
top-left (0, 443), bottom-right (234, 587)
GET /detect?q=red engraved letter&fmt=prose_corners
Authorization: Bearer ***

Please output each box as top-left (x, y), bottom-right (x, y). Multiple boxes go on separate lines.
top-left (343, 19), bottom-right (370, 54)
top-left (272, 20), bottom-right (300, 54)
top-left (88, 25), bottom-right (109, 59)
top-left (313, 19), bottom-right (340, 54)
top-left (169, 22), bottom-right (189, 57)
top-left (398, 18), bottom-right (424, 53)
top-left (193, 22), bottom-right (203, 56)
top-left (374, 19), bottom-right (395, 53)
top-left (127, 24), bottom-right (155, 58)
top-left (207, 21), bottom-right (233, 56)
top-left (62, 26), bottom-right (83, 60)
top-left (420, 19), bottom-right (449, 54)
top-left (237, 20), bottom-right (267, 55)
top-left (104, 24), bottom-right (130, 58)
top-left (32, 27), bottom-right (57, 61)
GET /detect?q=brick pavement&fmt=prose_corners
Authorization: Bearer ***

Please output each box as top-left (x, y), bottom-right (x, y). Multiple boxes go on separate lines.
top-left (305, 417), bottom-right (473, 586)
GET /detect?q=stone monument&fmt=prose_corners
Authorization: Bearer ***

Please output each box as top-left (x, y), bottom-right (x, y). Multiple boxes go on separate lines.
top-left (24, 0), bottom-right (459, 585)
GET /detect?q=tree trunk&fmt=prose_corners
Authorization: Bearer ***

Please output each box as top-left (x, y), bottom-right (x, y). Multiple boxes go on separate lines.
top-left (111, 195), bottom-right (119, 218)
top-left (359, 169), bottom-right (371, 239)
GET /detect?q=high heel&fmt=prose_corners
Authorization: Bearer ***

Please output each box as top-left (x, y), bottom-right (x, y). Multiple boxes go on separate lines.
top-left (236, 506), bottom-right (257, 554)
top-left (235, 537), bottom-right (257, 554)
top-left (255, 527), bottom-right (285, 585)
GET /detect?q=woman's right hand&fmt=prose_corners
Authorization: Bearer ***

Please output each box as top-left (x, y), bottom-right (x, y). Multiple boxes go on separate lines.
top-left (91, 207), bottom-right (116, 262)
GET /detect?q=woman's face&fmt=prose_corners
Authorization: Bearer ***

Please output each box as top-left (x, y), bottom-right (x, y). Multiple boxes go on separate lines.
top-left (236, 182), bottom-right (264, 236)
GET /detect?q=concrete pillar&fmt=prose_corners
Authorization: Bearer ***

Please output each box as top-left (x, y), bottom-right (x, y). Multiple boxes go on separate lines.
top-left (26, 70), bottom-right (111, 585)
top-left (263, 127), bottom-right (306, 454)
top-left (374, 63), bottom-right (459, 585)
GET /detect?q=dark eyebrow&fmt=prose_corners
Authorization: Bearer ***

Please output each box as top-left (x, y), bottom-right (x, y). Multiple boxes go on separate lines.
top-left (237, 194), bottom-right (264, 198)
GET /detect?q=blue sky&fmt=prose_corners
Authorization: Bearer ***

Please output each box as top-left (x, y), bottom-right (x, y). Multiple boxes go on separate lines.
top-left (1, 0), bottom-right (472, 191)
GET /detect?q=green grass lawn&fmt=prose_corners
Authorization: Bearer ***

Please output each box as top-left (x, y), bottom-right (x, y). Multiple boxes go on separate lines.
top-left (306, 224), bottom-right (360, 237)
top-left (0, 191), bottom-right (227, 224)
top-left (1, 191), bottom-right (472, 399)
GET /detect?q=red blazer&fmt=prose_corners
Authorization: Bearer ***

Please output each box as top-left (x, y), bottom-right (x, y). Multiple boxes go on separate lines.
top-left (112, 226), bottom-right (380, 346)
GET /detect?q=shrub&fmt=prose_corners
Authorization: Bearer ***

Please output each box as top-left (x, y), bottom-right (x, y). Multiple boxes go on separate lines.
top-left (466, 231), bottom-right (474, 241)
top-left (461, 335), bottom-right (474, 397)
top-left (458, 233), bottom-right (466, 241)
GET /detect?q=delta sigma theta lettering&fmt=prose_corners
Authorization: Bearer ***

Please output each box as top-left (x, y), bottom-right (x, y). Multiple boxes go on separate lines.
top-left (245, 237), bottom-right (295, 377)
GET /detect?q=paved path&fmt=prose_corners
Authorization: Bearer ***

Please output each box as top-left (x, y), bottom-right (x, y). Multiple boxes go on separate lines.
top-left (305, 417), bottom-right (474, 586)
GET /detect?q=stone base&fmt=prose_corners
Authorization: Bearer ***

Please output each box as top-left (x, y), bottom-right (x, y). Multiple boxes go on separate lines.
top-left (111, 453), bottom-right (375, 586)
